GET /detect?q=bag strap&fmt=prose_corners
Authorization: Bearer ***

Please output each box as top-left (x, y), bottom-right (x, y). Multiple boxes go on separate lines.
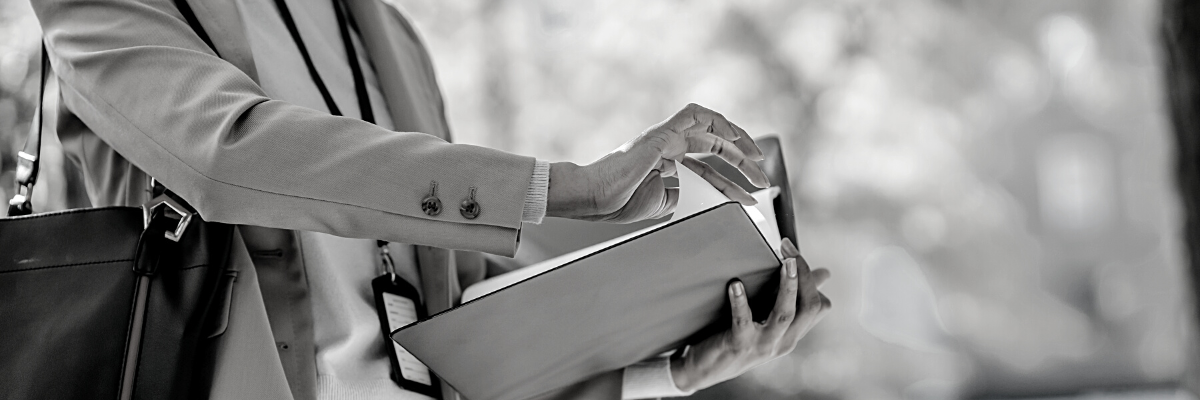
top-left (6, 45), bottom-right (49, 217)
top-left (7, 0), bottom-right (218, 218)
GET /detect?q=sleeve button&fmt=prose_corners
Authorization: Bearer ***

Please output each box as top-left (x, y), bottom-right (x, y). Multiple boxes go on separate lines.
top-left (460, 187), bottom-right (481, 219)
top-left (422, 198), bottom-right (442, 216)
top-left (422, 181), bottom-right (442, 216)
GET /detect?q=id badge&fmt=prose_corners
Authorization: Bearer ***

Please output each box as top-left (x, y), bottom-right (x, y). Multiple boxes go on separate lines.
top-left (372, 273), bottom-right (442, 399)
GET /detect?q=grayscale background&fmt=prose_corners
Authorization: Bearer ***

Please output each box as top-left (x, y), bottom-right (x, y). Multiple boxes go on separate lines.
top-left (0, 0), bottom-right (1189, 399)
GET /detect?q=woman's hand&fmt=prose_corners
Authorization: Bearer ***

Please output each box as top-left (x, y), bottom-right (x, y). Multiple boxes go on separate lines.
top-left (546, 103), bottom-right (771, 223)
top-left (669, 238), bottom-right (832, 393)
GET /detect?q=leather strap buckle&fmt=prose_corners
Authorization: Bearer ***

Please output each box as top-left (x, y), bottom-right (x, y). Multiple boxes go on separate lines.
top-left (142, 193), bottom-right (193, 242)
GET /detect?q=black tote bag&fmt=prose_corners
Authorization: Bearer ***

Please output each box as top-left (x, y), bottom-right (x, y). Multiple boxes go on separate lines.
top-left (0, 36), bottom-right (237, 400)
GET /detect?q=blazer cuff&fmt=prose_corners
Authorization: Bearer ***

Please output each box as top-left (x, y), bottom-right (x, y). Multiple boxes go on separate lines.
top-left (621, 357), bottom-right (694, 399)
top-left (521, 159), bottom-right (550, 224)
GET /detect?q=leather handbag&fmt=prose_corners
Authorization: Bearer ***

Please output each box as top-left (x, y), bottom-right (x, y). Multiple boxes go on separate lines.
top-left (0, 42), bottom-right (238, 400)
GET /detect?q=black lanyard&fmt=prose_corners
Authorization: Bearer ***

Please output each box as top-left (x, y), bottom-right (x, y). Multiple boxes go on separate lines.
top-left (272, 0), bottom-right (390, 256)
top-left (271, 5), bottom-right (440, 395)
top-left (272, 0), bottom-right (374, 124)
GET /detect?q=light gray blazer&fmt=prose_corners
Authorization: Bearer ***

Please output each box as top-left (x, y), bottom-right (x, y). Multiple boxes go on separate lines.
top-left (35, 0), bottom-right (535, 256)
top-left (28, 0), bottom-right (630, 399)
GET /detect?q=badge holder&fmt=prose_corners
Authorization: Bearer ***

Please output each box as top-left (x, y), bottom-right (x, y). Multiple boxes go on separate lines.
top-left (372, 241), bottom-right (442, 399)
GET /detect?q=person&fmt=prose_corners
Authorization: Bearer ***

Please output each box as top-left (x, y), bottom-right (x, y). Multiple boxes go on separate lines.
top-left (28, 0), bottom-right (832, 398)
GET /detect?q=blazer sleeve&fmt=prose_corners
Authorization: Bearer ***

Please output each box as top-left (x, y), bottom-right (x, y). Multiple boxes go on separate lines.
top-left (32, 0), bottom-right (534, 256)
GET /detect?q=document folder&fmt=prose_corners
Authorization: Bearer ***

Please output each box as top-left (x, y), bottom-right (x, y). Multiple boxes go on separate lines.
top-left (392, 136), bottom-right (795, 400)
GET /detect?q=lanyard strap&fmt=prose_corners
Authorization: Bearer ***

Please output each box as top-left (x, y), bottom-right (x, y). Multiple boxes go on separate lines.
top-left (332, 0), bottom-right (374, 124)
top-left (271, 0), bottom-right (374, 123)
top-left (271, 0), bottom-right (395, 265)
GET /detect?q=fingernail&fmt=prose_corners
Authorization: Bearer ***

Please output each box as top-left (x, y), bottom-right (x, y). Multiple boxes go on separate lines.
top-left (732, 281), bottom-right (744, 296)
top-left (786, 259), bottom-right (797, 278)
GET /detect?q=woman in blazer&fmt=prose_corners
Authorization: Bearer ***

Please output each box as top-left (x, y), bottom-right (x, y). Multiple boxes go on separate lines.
top-left (28, 0), bottom-right (832, 398)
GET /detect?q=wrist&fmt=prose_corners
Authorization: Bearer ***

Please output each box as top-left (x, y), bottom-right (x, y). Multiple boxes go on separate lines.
top-left (545, 161), bottom-right (590, 219)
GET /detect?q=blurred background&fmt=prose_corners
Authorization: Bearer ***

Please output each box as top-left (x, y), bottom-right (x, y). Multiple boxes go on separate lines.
top-left (0, 0), bottom-right (1193, 398)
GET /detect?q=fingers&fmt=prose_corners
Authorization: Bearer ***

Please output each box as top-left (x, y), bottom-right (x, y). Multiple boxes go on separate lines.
top-left (818, 293), bottom-right (832, 315)
top-left (811, 268), bottom-right (831, 289)
top-left (681, 157), bottom-right (757, 205)
top-left (729, 123), bottom-right (766, 161)
top-left (652, 103), bottom-right (767, 186)
top-left (779, 238), bottom-right (823, 311)
top-left (648, 187), bottom-right (679, 220)
top-left (728, 280), bottom-right (754, 348)
top-left (655, 158), bottom-right (678, 178)
top-left (784, 247), bottom-right (820, 313)
top-left (694, 119), bottom-right (765, 164)
top-left (683, 103), bottom-right (739, 141)
top-left (780, 238), bottom-right (800, 258)
top-left (683, 133), bottom-right (770, 188)
top-left (628, 173), bottom-right (672, 221)
top-left (682, 103), bottom-right (766, 163)
top-left (809, 293), bottom-right (833, 328)
top-left (799, 270), bottom-right (822, 316)
top-left (793, 250), bottom-right (812, 275)
top-left (776, 294), bottom-right (830, 356)
top-left (683, 104), bottom-right (765, 161)
top-left (776, 262), bottom-right (832, 353)
top-left (763, 259), bottom-right (799, 343)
